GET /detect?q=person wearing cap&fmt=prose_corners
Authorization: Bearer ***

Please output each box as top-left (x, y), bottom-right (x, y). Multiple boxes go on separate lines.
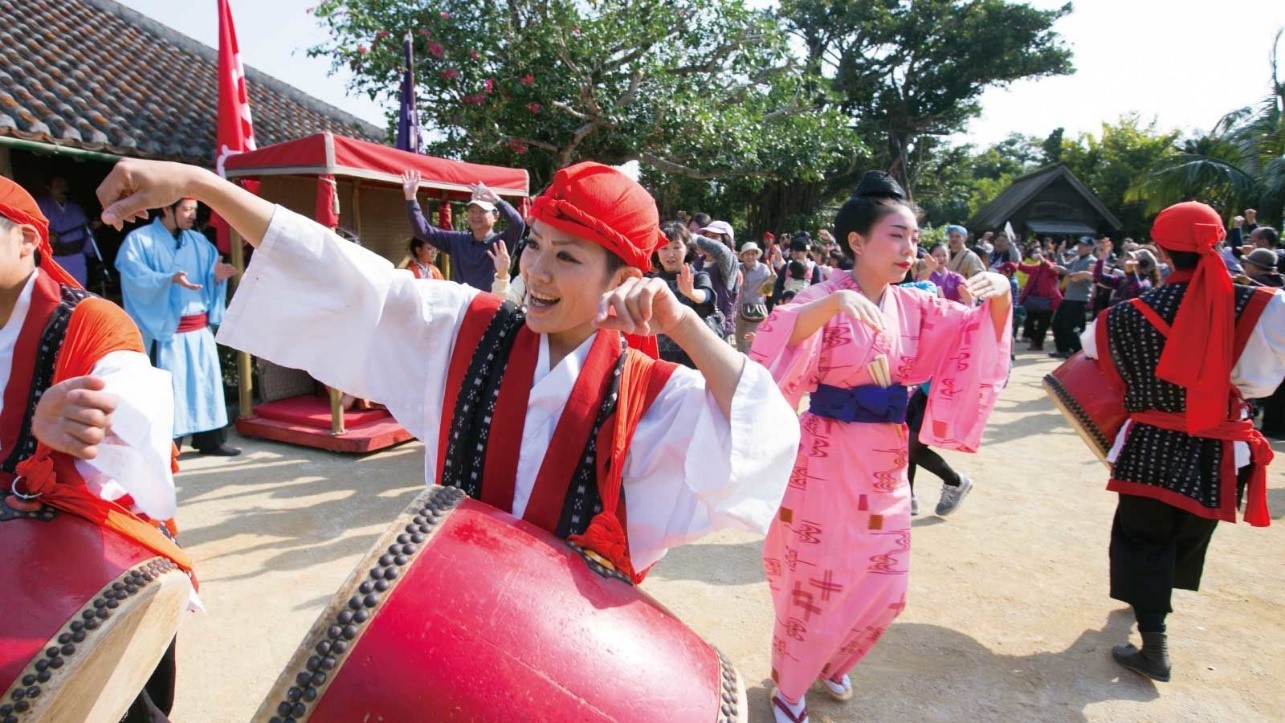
top-left (1240, 247), bottom-right (1285, 288)
top-left (693, 220), bottom-right (739, 340)
top-left (115, 197), bottom-right (240, 456)
top-left (402, 170), bottom-right (525, 292)
top-left (943, 224), bottom-right (984, 279)
top-left (1048, 235), bottom-right (1096, 359)
top-left (0, 175), bottom-right (192, 721)
top-left (1246, 225), bottom-right (1284, 273)
top-left (734, 240), bottom-right (774, 353)
top-left (751, 171), bottom-right (1011, 723)
top-left (1079, 201), bottom-right (1285, 682)
top-left (96, 158), bottom-right (798, 589)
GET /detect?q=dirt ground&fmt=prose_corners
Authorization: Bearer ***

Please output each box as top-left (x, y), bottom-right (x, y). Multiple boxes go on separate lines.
top-left (167, 349), bottom-right (1285, 722)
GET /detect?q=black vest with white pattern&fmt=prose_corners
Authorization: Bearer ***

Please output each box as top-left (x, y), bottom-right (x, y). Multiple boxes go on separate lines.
top-left (1105, 282), bottom-right (1259, 510)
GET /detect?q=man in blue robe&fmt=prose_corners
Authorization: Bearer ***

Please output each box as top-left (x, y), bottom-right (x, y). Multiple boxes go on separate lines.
top-left (116, 198), bottom-right (240, 455)
top-left (36, 176), bottom-right (99, 287)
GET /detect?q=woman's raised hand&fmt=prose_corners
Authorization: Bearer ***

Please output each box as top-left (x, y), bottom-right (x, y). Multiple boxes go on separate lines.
top-left (594, 277), bottom-right (690, 337)
top-left (485, 241), bottom-right (510, 275)
top-left (831, 289), bottom-right (884, 330)
top-left (965, 271), bottom-right (1011, 302)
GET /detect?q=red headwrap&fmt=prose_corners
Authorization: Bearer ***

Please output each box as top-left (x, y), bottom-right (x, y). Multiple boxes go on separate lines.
top-left (1151, 201), bottom-right (1233, 432)
top-left (0, 176), bottom-right (82, 289)
top-left (528, 162), bottom-right (666, 271)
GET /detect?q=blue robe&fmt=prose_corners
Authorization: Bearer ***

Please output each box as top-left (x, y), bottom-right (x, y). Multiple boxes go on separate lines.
top-left (115, 218), bottom-right (228, 437)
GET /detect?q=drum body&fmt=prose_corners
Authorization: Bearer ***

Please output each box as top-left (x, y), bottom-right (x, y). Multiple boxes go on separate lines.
top-left (0, 498), bottom-right (189, 722)
top-left (1043, 351), bottom-right (1128, 466)
top-left (257, 486), bottom-right (746, 723)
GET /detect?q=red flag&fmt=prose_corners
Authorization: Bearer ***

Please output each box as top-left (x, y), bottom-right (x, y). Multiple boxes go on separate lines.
top-left (214, 0), bottom-right (257, 253)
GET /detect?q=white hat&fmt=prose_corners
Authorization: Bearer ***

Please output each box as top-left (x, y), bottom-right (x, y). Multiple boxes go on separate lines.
top-left (739, 242), bottom-right (762, 258)
top-left (700, 220), bottom-right (735, 244)
top-left (467, 199), bottom-right (497, 212)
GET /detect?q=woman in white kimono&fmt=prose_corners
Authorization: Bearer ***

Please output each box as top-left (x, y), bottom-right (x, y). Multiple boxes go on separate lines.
top-left (94, 158), bottom-right (798, 581)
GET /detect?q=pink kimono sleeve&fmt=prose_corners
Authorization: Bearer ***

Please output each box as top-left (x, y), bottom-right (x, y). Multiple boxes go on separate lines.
top-left (747, 287), bottom-right (830, 409)
top-left (910, 295), bottom-right (1012, 453)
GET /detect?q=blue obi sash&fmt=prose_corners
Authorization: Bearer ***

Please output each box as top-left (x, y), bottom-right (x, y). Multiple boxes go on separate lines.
top-left (809, 383), bottom-right (909, 424)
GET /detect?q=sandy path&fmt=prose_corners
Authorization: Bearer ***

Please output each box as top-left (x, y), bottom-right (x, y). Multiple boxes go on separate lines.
top-left (168, 349), bottom-right (1284, 722)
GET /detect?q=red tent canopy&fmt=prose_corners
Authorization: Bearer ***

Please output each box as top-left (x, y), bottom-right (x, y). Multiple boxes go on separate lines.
top-left (222, 131), bottom-right (529, 199)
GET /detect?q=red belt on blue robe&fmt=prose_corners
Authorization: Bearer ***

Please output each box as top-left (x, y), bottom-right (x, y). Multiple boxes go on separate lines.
top-left (176, 313), bottom-right (208, 333)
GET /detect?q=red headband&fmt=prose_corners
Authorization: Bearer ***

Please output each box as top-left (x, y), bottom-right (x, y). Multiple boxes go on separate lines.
top-left (0, 176), bottom-right (81, 289)
top-left (1151, 201), bottom-right (1232, 432)
top-left (528, 162), bottom-right (665, 271)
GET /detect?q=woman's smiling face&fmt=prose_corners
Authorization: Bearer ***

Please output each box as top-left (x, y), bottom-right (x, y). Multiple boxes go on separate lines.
top-left (519, 220), bottom-right (638, 344)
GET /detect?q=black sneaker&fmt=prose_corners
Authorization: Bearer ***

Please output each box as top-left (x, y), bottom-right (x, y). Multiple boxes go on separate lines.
top-left (197, 445), bottom-right (242, 457)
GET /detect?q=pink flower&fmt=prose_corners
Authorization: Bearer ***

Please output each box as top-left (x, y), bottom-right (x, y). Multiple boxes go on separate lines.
top-left (357, 45), bottom-right (368, 55)
top-left (525, 102), bottom-right (541, 114)
top-left (462, 94), bottom-right (485, 106)
top-left (507, 140), bottom-right (528, 154)
top-left (483, 78), bottom-right (495, 93)
top-left (571, 27), bottom-right (582, 37)
top-left (440, 11), bottom-right (450, 20)
top-left (375, 30), bottom-right (389, 40)
top-left (520, 74), bottom-right (535, 85)
top-left (469, 51), bottom-right (480, 61)
top-left (442, 67), bottom-right (460, 81)
top-left (428, 42), bottom-right (444, 58)
top-left (418, 28), bottom-right (432, 38)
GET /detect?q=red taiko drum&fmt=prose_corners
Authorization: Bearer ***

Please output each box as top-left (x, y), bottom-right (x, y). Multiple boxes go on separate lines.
top-left (0, 497), bottom-right (190, 722)
top-left (1043, 351), bottom-right (1128, 467)
top-left (255, 486), bottom-right (746, 722)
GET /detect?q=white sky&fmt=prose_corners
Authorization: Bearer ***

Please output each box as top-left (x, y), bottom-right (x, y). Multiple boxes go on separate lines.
top-left (119, 0), bottom-right (1285, 149)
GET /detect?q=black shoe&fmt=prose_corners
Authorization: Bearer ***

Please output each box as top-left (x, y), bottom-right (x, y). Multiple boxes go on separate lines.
top-left (197, 445), bottom-right (241, 457)
top-left (1112, 632), bottom-right (1171, 682)
top-left (1048, 351), bottom-right (1069, 359)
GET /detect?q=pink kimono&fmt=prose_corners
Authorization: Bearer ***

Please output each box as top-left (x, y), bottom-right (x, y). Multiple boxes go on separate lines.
top-left (750, 271), bottom-right (1011, 701)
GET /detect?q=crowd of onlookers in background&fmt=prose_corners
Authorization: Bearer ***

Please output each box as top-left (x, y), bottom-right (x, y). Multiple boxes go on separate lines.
top-left (399, 181), bottom-right (1285, 438)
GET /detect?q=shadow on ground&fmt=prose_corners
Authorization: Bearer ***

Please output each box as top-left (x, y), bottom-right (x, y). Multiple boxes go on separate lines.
top-left (744, 609), bottom-right (1157, 722)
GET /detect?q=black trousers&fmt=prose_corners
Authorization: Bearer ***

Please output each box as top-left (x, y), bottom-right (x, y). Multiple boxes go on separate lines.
top-left (1109, 494), bottom-right (1219, 614)
top-left (905, 390), bottom-right (960, 493)
top-left (1026, 308), bottom-right (1052, 347)
top-left (122, 638), bottom-right (176, 722)
top-left (1051, 299), bottom-right (1087, 354)
top-left (1259, 383), bottom-right (1285, 435)
top-left (186, 426), bottom-right (228, 452)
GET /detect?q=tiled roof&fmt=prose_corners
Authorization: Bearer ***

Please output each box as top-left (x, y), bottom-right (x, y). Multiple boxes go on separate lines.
top-left (0, 0), bottom-right (383, 164)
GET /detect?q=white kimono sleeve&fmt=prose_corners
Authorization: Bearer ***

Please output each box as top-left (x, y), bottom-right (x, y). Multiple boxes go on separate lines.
top-left (622, 359), bottom-right (798, 570)
top-left (215, 206), bottom-right (478, 443)
top-left (75, 350), bottom-right (176, 520)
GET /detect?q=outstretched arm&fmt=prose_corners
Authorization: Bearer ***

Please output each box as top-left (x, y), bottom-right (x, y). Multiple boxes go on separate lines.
top-left (99, 160), bottom-right (274, 248)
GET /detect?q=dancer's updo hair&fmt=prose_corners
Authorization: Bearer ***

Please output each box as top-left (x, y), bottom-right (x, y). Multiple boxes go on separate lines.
top-left (833, 171), bottom-right (916, 260)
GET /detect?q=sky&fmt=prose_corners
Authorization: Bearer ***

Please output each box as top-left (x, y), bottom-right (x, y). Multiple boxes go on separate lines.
top-left (119, 0), bottom-right (1285, 150)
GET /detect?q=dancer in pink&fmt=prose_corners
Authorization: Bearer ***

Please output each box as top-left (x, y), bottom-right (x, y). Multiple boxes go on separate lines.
top-left (751, 172), bottom-right (1013, 723)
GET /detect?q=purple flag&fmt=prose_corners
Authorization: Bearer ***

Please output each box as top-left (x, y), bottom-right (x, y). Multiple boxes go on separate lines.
top-left (395, 32), bottom-right (419, 153)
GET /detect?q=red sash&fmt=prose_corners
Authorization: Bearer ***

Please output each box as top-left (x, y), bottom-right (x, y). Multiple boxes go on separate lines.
top-left (176, 313), bottom-right (209, 332)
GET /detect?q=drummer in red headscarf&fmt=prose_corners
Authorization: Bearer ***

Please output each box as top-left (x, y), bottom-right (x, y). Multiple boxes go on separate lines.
top-left (95, 159), bottom-right (798, 585)
top-left (0, 176), bottom-right (193, 720)
top-left (1079, 201), bottom-right (1285, 682)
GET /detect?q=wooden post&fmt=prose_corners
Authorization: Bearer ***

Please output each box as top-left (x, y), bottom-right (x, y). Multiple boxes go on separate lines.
top-left (328, 387), bottom-right (346, 435)
top-left (228, 228), bottom-right (253, 420)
